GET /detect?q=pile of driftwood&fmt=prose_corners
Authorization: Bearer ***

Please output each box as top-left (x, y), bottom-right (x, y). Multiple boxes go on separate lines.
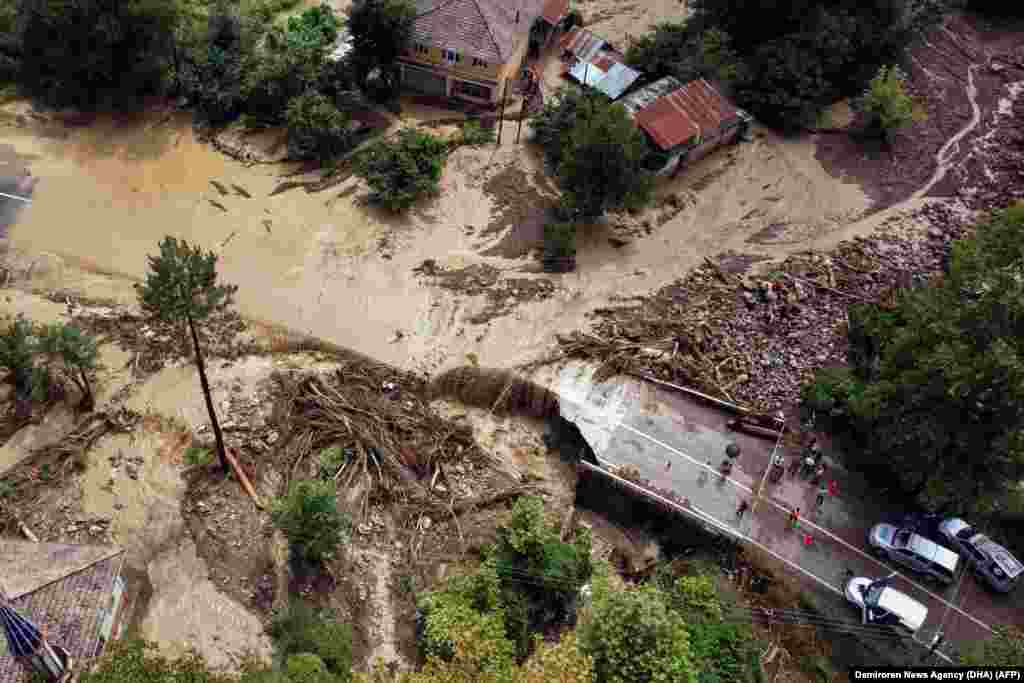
top-left (547, 204), bottom-right (969, 412)
top-left (428, 366), bottom-right (561, 420)
top-left (272, 362), bottom-right (493, 512)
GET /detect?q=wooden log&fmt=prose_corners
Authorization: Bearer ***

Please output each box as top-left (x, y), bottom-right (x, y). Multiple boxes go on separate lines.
top-left (225, 447), bottom-right (264, 510)
top-left (18, 519), bottom-right (39, 543)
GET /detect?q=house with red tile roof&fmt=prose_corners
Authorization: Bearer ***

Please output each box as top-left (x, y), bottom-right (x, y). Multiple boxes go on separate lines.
top-left (1, 541), bottom-right (129, 683)
top-left (397, 0), bottom-right (569, 105)
top-left (619, 76), bottom-right (749, 176)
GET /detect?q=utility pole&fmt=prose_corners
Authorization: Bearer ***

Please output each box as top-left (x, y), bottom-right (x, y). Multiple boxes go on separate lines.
top-left (496, 79), bottom-right (510, 146)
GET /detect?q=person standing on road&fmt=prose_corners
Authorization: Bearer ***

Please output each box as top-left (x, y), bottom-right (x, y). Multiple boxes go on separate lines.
top-left (788, 507), bottom-right (801, 529)
top-left (828, 479), bottom-right (839, 498)
top-left (737, 499), bottom-right (750, 520)
top-left (816, 485), bottom-right (827, 509)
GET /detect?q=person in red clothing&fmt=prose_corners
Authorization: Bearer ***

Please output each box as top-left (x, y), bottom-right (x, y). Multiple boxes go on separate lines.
top-left (788, 507), bottom-right (801, 530)
top-left (828, 479), bottom-right (839, 497)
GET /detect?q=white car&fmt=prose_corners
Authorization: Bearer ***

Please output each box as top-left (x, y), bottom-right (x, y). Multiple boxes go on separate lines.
top-left (845, 576), bottom-right (928, 634)
top-left (937, 518), bottom-right (1022, 593)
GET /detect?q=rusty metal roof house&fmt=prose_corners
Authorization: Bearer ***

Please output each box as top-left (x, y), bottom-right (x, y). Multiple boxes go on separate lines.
top-left (0, 540), bottom-right (128, 683)
top-left (620, 76), bottom-right (748, 176)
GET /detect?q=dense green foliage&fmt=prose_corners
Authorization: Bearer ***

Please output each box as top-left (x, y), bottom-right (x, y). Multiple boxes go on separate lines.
top-left (458, 120), bottom-right (495, 147)
top-left (286, 90), bottom-right (355, 162)
top-left (353, 128), bottom-right (450, 211)
top-left (79, 639), bottom-right (234, 683)
top-left (962, 626), bottom-right (1024, 666)
top-left (271, 479), bottom-right (351, 563)
top-left (13, 0), bottom-right (182, 108)
top-left (528, 87), bottom-right (602, 170)
top-left (542, 221), bottom-right (577, 273)
top-left (136, 236), bottom-right (238, 325)
top-left (0, 316), bottom-right (40, 401)
top-left (269, 600), bottom-right (354, 677)
top-left (557, 97), bottom-right (653, 218)
top-left (625, 23), bottom-right (744, 90)
top-left (417, 496), bottom-right (593, 662)
top-left (345, 0), bottom-right (416, 92)
top-left (802, 204), bottom-right (1024, 514)
top-left (857, 65), bottom-right (923, 138)
top-left (529, 89), bottom-right (653, 217)
top-left (580, 582), bottom-right (695, 683)
top-left (622, 0), bottom-right (947, 131)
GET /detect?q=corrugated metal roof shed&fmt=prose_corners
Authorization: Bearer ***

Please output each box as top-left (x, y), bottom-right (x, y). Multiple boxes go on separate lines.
top-left (632, 78), bottom-right (740, 151)
top-left (594, 62), bottom-right (641, 100)
top-left (618, 76), bottom-right (682, 118)
top-left (568, 59), bottom-right (607, 87)
top-left (560, 26), bottom-right (606, 62)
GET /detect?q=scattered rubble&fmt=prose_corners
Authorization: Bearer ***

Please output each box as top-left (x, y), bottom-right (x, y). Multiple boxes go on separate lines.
top-left (549, 201), bottom-right (972, 413)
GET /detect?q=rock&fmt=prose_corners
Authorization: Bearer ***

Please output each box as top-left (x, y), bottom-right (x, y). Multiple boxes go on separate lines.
top-left (266, 431), bottom-right (280, 445)
top-left (89, 525), bottom-right (102, 534)
top-left (927, 228), bottom-right (943, 240)
top-left (742, 292), bottom-right (757, 309)
top-left (420, 516), bottom-right (433, 531)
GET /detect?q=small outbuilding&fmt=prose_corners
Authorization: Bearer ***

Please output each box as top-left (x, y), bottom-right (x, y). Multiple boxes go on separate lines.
top-left (620, 76), bottom-right (750, 176)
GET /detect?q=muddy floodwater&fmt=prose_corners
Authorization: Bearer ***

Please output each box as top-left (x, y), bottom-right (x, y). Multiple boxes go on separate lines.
top-left (0, 106), bottom-right (874, 374)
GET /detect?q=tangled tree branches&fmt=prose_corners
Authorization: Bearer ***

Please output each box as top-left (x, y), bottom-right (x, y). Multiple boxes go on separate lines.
top-left (273, 363), bottom-right (492, 512)
top-left (550, 203), bottom-right (970, 412)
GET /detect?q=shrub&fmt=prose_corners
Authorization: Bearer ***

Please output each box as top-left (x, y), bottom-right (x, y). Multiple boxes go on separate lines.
top-left (286, 91), bottom-right (355, 162)
top-left (184, 446), bottom-right (214, 468)
top-left (581, 583), bottom-right (695, 683)
top-left (353, 128), bottom-right (450, 211)
top-left (271, 480), bottom-right (351, 563)
top-left (542, 221), bottom-right (577, 273)
top-left (270, 601), bottom-right (353, 677)
top-left (37, 322), bottom-right (100, 410)
top-left (317, 446), bottom-right (347, 479)
top-left (284, 654), bottom-right (332, 683)
top-left (418, 590), bottom-right (513, 670)
top-left (458, 120), bottom-right (495, 147)
top-left (858, 65), bottom-right (924, 139)
top-left (0, 316), bottom-right (38, 399)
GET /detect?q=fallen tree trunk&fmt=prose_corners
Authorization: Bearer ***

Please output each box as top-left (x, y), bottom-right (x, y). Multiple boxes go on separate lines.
top-left (225, 447), bottom-right (264, 510)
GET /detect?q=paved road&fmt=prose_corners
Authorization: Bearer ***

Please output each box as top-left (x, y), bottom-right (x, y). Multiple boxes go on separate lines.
top-left (553, 363), bottom-right (1015, 660)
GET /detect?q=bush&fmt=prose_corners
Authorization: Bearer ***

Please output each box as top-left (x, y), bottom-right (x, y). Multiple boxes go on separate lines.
top-left (858, 65), bottom-right (923, 139)
top-left (286, 91), bottom-right (355, 162)
top-left (458, 120), bottom-right (495, 147)
top-left (270, 600), bottom-right (354, 677)
top-left (542, 221), bottom-right (577, 273)
top-left (353, 128), bottom-right (450, 211)
top-left (317, 446), bottom-right (348, 479)
top-left (271, 480), bottom-right (351, 563)
top-left (0, 316), bottom-right (38, 399)
top-left (418, 587), bottom-right (513, 670)
top-left (184, 446), bottom-right (214, 468)
top-left (580, 583), bottom-right (695, 683)
top-left (284, 654), bottom-right (333, 683)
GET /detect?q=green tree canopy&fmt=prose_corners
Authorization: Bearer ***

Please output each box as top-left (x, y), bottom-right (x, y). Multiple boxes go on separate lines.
top-left (15, 0), bottom-right (182, 108)
top-left (858, 65), bottom-right (923, 139)
top-left (580, 582), bottom-right (695, 683)
top-left (271, 479), bottom-right (351, 564)
top-left (136, 236), bottom-right (238, 472)
top-left (286, 90), bottom-right (354, 162)
top-left (962, 626), bottom-right (1024, 666)
top-left (345, 0), bottom-right (416, 91)
top-left (803, 204), bottom-right (1024, 513)
top-left (353, 127), bottom-right (449, 211)
top-left (556, 97), bottom-right (653, 218)
top-left (37, 322), bottom-right (100, 410)
top-left (625, 22), bottom-right (743, 89)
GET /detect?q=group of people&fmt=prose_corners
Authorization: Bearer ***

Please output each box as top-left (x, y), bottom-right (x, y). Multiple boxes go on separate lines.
top-left (734, 436), bottom-right (840, 524)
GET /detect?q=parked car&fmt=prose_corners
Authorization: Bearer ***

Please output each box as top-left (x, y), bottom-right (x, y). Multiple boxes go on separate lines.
top-left (845, 575), bottom-right (928, 633)
top-left (868, 523), bottom-right (959, 585)
top-left (937, 518), bottom-right (1023, 593)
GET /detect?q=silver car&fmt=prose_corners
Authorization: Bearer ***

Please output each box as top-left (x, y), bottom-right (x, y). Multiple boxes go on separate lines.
top-left (937, 518), bottom-right (1023, 593)
top-left (845, 576), bottom-right (928, 633)
top-left (868, 524), bottom-right (959, 585)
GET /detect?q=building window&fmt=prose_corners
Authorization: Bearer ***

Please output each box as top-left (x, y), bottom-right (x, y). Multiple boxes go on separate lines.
top-left (472, 57), bottom-right (488, 68)
top-left (453, 80), bottom-right (491, 100)
top-left (443, 49), bottom-right (461, 64)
